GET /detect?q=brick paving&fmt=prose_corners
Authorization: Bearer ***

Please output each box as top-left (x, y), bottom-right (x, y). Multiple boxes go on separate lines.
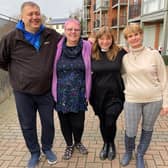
top-left (0, 96), bottom-right (168, 168)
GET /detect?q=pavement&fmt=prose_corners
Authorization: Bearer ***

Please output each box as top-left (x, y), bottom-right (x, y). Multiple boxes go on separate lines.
top-left (0, 95), bottom-right (168, 168)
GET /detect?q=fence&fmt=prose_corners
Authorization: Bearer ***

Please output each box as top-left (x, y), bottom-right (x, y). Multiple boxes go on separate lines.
top-left (0, 14), bottom-right (17, 103)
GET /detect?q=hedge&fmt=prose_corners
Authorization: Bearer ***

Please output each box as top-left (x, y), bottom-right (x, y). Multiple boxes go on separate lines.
top-left (162, 55), bottom-right (168, 65)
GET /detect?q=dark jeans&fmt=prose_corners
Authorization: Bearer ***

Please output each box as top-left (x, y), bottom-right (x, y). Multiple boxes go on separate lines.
top-left (57, 111), bottom-right (85, 146)
top-left (13, 91), bottom-right (55, 154)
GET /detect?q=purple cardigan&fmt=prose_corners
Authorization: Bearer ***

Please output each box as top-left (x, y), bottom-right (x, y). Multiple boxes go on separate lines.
top-left (52, 37), bottom-right (92, 102)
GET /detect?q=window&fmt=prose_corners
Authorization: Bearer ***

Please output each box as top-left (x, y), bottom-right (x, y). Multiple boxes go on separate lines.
top-left (56, 25), bottom-right (59, 29)
top-left (143, 0), bottom-right (165, 14)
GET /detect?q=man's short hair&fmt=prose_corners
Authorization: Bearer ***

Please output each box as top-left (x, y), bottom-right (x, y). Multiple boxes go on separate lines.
top-left (21, 1), bottom-right (40, 13)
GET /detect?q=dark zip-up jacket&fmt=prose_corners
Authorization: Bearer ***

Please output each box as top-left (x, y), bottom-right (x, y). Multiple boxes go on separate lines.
top-left (0, 27), bottom-right (61, 94)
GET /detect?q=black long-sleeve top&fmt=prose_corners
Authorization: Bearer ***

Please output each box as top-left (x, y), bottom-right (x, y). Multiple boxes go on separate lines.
top-left (90, 48), bottom-right (127, 116)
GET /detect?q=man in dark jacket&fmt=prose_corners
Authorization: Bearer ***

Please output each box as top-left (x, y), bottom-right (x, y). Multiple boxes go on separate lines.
top-left (0, 1), bottom-right (61, 168)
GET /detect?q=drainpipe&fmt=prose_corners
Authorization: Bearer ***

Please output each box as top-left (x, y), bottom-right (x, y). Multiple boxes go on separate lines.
top-left (162, 0), bottom-right (168, 55)
top-left (117, 0), bottom-right (120, 43)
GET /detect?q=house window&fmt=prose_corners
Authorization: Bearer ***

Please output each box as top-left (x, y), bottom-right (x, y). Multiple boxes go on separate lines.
top-left (142, 0), bottom-right (165, 14)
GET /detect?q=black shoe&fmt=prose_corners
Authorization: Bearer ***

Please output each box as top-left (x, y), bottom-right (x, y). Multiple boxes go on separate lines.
top-left (99, 143), bottom-right (109, 160)
top-left (75, 142), bottom-right (88, 154)
top-left (108, 143), bottom-right (116, 160)
top-left (62, 145), bottom-right (74, 160)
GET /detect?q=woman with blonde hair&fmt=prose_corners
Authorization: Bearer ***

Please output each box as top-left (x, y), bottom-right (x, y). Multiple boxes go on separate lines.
top-left (90, 26), bottom-right (127, 160)
top-left (121, 24), bottom-right (168, 168)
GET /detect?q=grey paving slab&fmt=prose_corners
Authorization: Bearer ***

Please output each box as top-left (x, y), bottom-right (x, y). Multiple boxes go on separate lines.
top-left (0, 96), bottom-right (168, 168)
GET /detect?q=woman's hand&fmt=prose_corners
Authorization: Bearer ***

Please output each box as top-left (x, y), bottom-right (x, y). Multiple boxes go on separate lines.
top-left (160, 107), bottom-right (168, 115)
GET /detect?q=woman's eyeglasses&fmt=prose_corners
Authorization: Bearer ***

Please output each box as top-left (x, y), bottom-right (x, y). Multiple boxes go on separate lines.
top-left (65, 28), bottom-right (80, 32)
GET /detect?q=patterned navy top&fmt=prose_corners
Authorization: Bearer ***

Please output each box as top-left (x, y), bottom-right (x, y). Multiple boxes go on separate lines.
top-left (55, 40), bottom-right (87, 113)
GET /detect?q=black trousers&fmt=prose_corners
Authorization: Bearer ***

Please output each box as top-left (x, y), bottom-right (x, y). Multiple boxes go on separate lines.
top-left (98, 102), bottom-right (122, 143)
top-left (57, 111), bottom-right (85, 146)
top-left (13, 91), bottom-right (55, 154)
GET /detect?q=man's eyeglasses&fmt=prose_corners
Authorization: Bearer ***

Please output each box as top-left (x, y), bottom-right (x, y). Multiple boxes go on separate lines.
top-left (65, 28), bottom-right (81, 32)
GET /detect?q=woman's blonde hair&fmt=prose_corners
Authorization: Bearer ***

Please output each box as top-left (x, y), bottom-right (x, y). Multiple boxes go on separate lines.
top-left (123, 23), bottom-right (143, 39)
top-left (92, 26), bottom-right (120, 61)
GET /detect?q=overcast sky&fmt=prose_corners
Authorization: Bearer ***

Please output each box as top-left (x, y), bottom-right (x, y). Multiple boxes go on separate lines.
top-left (0, 0), bottom-right (82, 19)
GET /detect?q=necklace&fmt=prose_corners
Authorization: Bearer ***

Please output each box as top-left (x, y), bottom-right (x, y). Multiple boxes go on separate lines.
top-left (131, 46), bottom-right (145, 60)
